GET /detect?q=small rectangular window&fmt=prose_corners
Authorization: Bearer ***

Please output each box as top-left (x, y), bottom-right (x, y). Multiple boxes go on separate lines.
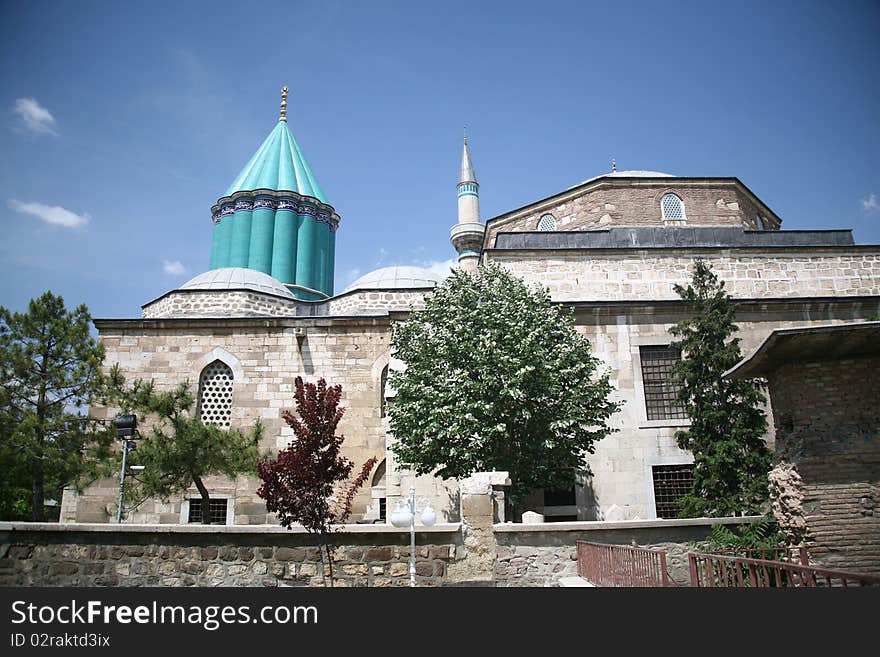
top-left (187, 498), bottom-right (228, 525)
top-left (639, 345), bottom-right (687, 420)
top-left (652, 464), bottom-right (695, 519)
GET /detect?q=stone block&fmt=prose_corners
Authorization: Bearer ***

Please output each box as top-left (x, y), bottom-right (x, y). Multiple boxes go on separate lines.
top-left (365, 546), bottom-right (392, 562)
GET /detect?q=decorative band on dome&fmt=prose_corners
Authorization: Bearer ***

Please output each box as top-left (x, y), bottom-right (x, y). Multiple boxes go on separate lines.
top-left (211, 193), bottom-right (340, 231)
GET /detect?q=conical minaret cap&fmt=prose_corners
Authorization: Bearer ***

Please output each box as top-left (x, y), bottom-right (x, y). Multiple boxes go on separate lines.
top-left (459, 131), bottom-right (477, 185)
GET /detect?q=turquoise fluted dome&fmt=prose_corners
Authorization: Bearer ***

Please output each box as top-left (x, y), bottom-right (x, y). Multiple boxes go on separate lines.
top-left (224, 121), bottom-right (327, 202)
top-left (209, 97), bottom-right (339, 302)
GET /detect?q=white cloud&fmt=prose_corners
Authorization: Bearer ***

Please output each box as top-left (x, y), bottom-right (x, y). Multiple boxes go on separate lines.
top-left (8, 199), bottom-right (88, 228)
top-left (12, 98), bottom-right (57, 135)
top-left (162, 260), bottom-right (186, 275)
top-left (419, 258), bottom-right (456, 279)
top-left (862, 193), bottom-right (879, 213)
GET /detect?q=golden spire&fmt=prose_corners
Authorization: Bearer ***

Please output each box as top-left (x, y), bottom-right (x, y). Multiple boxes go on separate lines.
top-left (280, 86), bottom-right (288, 122)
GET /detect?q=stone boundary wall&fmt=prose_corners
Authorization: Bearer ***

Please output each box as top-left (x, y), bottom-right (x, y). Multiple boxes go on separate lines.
top-left (0, 516), bottom-right (759, 587)
top-left (0, 524), bottom-right (463, 588)
top-left (490, 250), bottom-right (880, 302)
top-left (494, 516), bottom-right (760, 587)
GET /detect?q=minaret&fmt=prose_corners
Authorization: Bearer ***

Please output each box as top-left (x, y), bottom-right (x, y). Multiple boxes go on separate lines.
top-left (450, 130), bottom-right (485, 271)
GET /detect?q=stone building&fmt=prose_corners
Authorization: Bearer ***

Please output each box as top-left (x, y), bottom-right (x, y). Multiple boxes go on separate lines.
top-left (725, 322), bottom-right (880, 574)
top-left (61, 93), bottom-right (880, 526)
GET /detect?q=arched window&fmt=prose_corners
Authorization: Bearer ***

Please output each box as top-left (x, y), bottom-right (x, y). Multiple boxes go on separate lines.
top-left (660, 193), bottom-right (686, 222)
top-left (197, 360), bottom-right (234, 428)
top-left (538, 213), bottom-right (557, 231)
top-left (380, 364), bottom-right (389, 418)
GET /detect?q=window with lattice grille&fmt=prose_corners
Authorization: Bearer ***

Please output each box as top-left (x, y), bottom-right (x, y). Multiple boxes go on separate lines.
top-left (652, 464), bottom-right (694, 519)
top-left (197, 360), bottom-right (233, 428)
top-left (538, 213), bottom-right (557, 231)
top-left (187, 498), bottom-right (228, 524)
top-left (639, 345), bottom-right (687, 420)
top-left (660, 193), bottom-right (686, 222)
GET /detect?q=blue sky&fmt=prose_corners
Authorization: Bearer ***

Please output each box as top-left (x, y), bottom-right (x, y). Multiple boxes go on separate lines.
top-left (1, 0), bottom-right (879, 318)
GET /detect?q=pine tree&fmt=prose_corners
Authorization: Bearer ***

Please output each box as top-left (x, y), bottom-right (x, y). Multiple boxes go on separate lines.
top-left (0, 292), bottom-right (113, 521)
top-left (256, 376), bottom-right (376, 585)
top-left (389, 262), bottom-right (620, 510)
top-left (670, 260), bottom-right (772, 517)
top-left (106, 367), bottom-right (263, 524)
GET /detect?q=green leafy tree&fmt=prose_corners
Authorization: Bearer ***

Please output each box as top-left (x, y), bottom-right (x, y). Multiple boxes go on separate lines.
top-left (389, 262), bottom-right (620, 509)
top-left (670, 260), bottom-right (772, 517)
top-left (0, 292), bottom-right (113, 521)
top-left (107, 367), bottom-right (263, 524)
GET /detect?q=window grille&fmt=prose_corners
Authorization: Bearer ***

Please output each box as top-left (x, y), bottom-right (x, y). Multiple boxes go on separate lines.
top-left (660, 193), bottom-right (686, 221)
top-left (197, 360), bottom-right (233, 428)
top-left (538, 213), bottom-right (557, 231)
top-left (639, 345), bottom-right (687, 420)
top-left (187, 498), bottom-right (228, 524)
top-left (652, 464), bottom-right (695, 519)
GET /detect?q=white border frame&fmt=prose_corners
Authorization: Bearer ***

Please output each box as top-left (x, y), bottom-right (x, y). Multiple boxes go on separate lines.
top-left (179, 493), bottom-right (235, 526)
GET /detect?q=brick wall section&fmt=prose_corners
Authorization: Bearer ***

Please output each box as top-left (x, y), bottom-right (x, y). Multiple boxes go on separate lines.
top-left (768, 356), bottom-right (880, 575)
top-left (490, 250), bottom-right (880, 302)
top-left (485, 180), bottom-right (778, 247)
top-left (0, 526), bottom-right (461, 588)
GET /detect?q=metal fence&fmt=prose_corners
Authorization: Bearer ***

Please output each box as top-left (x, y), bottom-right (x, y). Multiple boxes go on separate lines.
top-left (576, 541), bottom-right (669, 587)
top-left (688, 551), bottom-right (880, 587)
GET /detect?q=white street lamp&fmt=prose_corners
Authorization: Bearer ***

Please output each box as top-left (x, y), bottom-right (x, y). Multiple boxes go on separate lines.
top-left (389, 486), bottom-right (436, 587)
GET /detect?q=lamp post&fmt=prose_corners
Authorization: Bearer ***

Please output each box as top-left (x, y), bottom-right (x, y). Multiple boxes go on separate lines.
top-left (389, 486), bottom-right (436, 587)
top-left (113, 414), bottom-right (137, 523)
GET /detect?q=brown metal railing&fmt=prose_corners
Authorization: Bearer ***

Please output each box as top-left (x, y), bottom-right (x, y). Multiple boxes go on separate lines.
top-left (688, 551), bottom-right (880, 587)
top-left (576, 541), bottom-right (669, 587)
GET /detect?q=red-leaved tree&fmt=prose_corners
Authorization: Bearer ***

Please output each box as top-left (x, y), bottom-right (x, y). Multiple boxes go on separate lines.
top-left (256, 376), bottom-right (376, 586)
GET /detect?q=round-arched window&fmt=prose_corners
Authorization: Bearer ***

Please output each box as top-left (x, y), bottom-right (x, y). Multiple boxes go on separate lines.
top-left (538, 213), bottom-right (557, 231)
top-left (197, 360), bottom-right (234, 428)
top-left (660, 193), bottom-right (686, 221)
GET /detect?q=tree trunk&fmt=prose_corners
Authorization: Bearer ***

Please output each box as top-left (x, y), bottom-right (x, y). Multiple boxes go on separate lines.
top-left (317, 540), bottom-right (327, 587)
top-left (192, 475), bottom-right (211, 525)
top-left (325, 543), bottom-right (334, 587)
top-left (31, 461), bottom-right (45, 522)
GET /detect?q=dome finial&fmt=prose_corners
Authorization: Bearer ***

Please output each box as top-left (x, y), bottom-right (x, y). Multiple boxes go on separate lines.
top-left (280, 86), bottom-right (288, 122)
top-left (611, 158), bottom-right (617, 173)
top-left (463, 126), bottom-right (467, 144)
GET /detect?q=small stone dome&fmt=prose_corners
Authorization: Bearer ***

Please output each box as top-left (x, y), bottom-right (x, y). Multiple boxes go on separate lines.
top-left (180, 268), bottom-right (295, 299)
top-left (569, 170), bottom-right (674, 189)
top-left (344, 266), bottom-right (446, 293)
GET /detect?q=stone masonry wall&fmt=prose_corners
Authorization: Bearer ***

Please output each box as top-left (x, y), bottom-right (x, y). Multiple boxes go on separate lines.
top-left (143, 291), bottom-right (300, 319)
top-left (491, 250), bottom-right (880, 302)
top-left (494, 517), bottom-right (758, 586)
top-left (768, 356), bottom-right (880, 575)
top-left (485, 180), bottom-right (777, 246)
top-left (325, 290), bottom-right (428, 316)
top-left (142, 289), bottom-right (431, 319)
top-left (75, 319), bottom-right (397, 525)
top-left (0, 526), bottom-right (462, 588)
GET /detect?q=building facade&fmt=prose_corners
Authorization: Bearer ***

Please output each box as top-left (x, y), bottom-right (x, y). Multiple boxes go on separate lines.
top-left (62, 94), bottom-right (880, 526)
